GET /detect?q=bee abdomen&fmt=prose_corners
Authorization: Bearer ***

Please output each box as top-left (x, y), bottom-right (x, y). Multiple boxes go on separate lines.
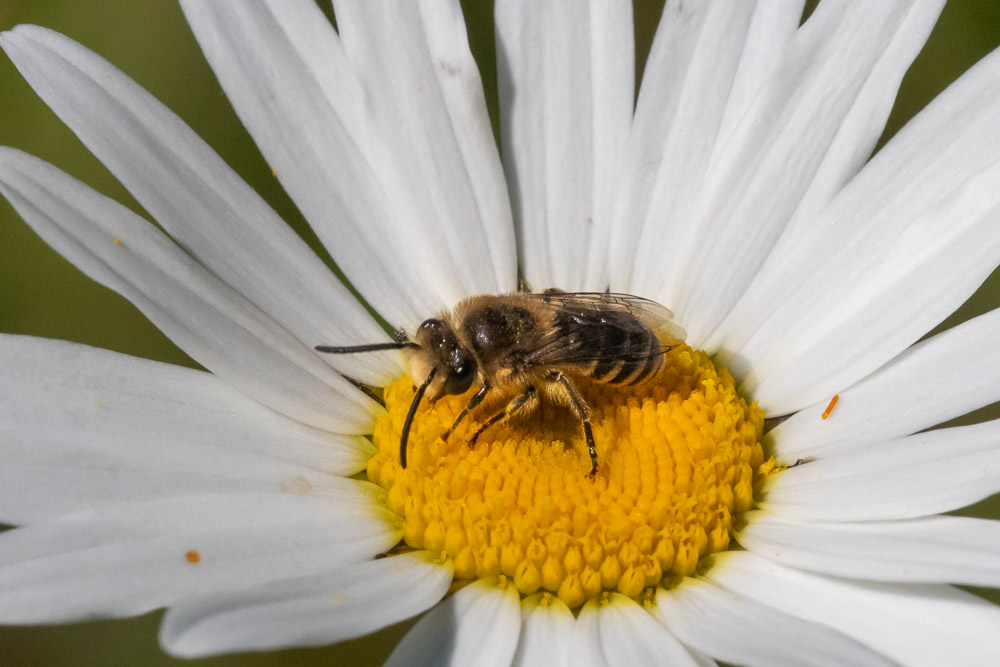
top-left (557, 307), bottom-right (664, 386)
top-left (587, 329), bottom-right (664, 385)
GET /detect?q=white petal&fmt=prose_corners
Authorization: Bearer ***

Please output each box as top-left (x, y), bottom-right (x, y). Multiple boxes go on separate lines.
top-left (0, 492), bottom-right (400, 624)
top-left (179, 0), bottom-right (429, 326)
top-left (704, 0), bottom-right (944, 352)
top-left (495, 0), bottom-right (633, 290)
top-left (739, 512), bottom-right (1000, 587)
top-left (722, 47), bottom-right (1000, 412)
top-left (160, 552), bottom-right (451, 658)
top-left (610, 0), bottom-right (803, 299)
top-left (652, 577), bottom-right (892, 667)
top-left (762, 420), bottom-right (1000, 521)
top-left (780, 1), bottom-right (944, 224)
top-left (655, 1), bottom-right (935, 344)
top-left (707, 551), bottom-right (1000, 667)
top-left (334, 0), bottom-right (517, 303)
top-left (770, 308), bottom-right (1000, 459)
top-left (0, 24), bottom-right (399, 385)
top-left (183, 1), bottom-right (516, 326)
top-left (0, 334), bottom-right (374, 523)
top-left (512, 594), bottom-right (573, 667)
top-left (710, 0), bottom-right (805, 157)
top-left (0, 428), bottom-right (367, 526)
top-left (1, 335), bottom-right (371, 472)
top-left (0, 148), bottom-right (378, 433)
top-left (571, 594), bottom-right (699, 667)
top-left (385, 577), bottom-right (521, 667)
top-left (685, 647), bottom-right (719, 667)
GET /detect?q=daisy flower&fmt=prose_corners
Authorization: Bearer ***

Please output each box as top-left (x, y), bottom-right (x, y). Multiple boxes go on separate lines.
top-left (3, 1), bottom-right (1000, 665)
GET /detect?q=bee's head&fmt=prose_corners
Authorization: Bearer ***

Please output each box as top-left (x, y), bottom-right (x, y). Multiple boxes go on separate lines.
top-left (411, 318), bottom-right (478, 399)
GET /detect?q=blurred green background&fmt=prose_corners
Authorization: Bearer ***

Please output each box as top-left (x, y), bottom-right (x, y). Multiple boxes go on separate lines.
top-left (1, 1), bottom-right (999, 665)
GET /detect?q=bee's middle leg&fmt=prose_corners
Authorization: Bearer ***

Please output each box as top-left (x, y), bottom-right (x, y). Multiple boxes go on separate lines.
top-left (546, 371), bottom-right (598, 478)
top-left (468, 386), bottom-right (538, 448)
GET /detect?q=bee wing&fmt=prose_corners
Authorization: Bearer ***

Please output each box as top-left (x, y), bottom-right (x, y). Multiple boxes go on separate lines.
top-left (539, 292), bottom-right (686, 345)
top-left (525, 292), bottom-right (686, 367)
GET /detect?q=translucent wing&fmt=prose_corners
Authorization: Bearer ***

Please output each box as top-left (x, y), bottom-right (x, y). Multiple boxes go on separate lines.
top-left (539, 292), bottom-right (686, 341)
top-left (525, 292), bottom-right (686, 368)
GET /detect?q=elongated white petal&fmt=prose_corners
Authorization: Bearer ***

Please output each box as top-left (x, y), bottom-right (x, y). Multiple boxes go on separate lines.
top-left (0, 149), bottom-right (378, 433)
top-left (650, 1), bottom-right (935, 344)
top-left (704, 0), bottom-right (943, 352)
top-left (611, 0), bottom-right (803, 298)
top-left (0, 334), bottom-right (374, 475)
top-left (652, 577), bottom-right (892, 667)
top-left (739, 513), bottom-right (1000, 587)
top-left (723, 47), bottom-right (1000, 412)
top-left (495, 0), bottom-right (633, 290)
top-left (0, 335), bottom-right (372, 523)
top-left (707, 551), bottom-right (1000, 666)
top-left (0, 492), bottom-right (400, 624)
top-left (762, 420), bottom-right (1000, 521)
top-left (742, 162), bottom-right (1000, 412)
top-left (686, 647), bottom-right (718, 667)
top-left (335, 0), bottom-right (516, 301)
top-left (0, 24), bottom-right (399, 384)
top-left (781, 1), bottom-right (944, 223)
top-left (160, 552), bottom-right (451, 658)
top-left (385, 578), bottom-right (521, 667)
top-left (512, 594), bottom-right (573, 667)
top-left (180, 0), bottom-right (430, 326)
top-left (183, 1), bottom-right (515, 327)
top-left (0, 426), bottom-right (368, 525)
top-left (571, 594), bottom-right (698, 667)
top-left (771, 308), bottom-right (1000, 459)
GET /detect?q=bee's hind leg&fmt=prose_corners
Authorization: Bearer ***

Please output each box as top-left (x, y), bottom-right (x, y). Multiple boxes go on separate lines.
top-left (444, 383), bottom-right (491, 440)
top-left (546, 372), bottom-right (598, 478)
top-left (468, 386), bottom-right (538, 448)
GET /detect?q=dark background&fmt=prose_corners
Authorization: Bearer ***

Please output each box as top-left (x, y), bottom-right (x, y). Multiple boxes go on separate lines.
top-left (1, 1), bottom-right (999, 664)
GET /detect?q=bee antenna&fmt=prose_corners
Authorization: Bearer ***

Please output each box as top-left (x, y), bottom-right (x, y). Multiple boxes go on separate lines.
top-left (315, 342), bottom-right (416, 354)
top-left (400, 367), bottom-right (437, 469)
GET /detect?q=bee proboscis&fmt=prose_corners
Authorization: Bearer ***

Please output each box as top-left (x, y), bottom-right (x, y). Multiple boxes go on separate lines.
top-left (317, 291), bottom-right (686, 477)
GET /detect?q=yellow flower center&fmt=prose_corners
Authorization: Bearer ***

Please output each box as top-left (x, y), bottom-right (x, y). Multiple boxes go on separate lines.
top-left (367, 344), bottom-right (766, 609)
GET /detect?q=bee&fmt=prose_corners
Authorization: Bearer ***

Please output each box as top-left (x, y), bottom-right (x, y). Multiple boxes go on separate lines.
top-left (317, 291), bottom-right (685, 477)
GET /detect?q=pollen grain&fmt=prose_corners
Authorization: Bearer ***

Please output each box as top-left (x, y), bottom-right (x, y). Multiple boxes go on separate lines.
top-left (821, 394), bottom-right (840, 420)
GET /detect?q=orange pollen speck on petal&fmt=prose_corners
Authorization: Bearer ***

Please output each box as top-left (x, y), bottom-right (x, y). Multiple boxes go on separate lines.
top-left (821, 394), bottom-right (840, 420)
top-left (368, 344), bottom-right (768, 609)
top-left (185, 549), bottom-right (201, 564)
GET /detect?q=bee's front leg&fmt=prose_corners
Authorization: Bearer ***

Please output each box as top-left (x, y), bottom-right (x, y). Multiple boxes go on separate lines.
top-left (468, 386), bottom-right (538, 448)
top-left (444, 383), bottom-right (491, 440)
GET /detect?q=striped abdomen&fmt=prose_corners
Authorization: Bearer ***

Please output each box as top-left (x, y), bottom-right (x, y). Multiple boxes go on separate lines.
top-left (556, 308), bottom-right (665, 385)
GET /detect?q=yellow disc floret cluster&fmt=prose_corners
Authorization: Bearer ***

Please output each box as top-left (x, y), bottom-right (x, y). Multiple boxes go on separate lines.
top-left (367, 344), bottom-right (766, 609)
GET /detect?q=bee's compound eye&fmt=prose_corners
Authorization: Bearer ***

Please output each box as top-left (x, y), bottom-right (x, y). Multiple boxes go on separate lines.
top-left (444, 350), bottom-right (477, 395)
